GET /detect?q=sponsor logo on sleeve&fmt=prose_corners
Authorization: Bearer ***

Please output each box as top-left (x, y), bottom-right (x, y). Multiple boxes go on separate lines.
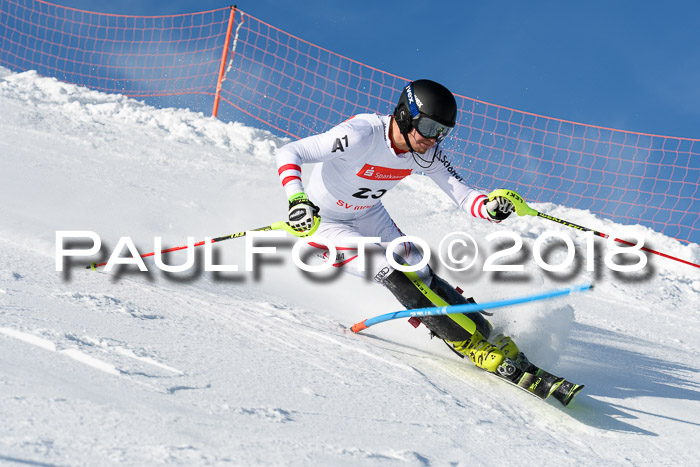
top-left (434, 150), bottom-right (464, 182)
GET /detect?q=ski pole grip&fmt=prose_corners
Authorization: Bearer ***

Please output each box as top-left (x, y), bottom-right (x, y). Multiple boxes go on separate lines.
top-left (488, 189), bottom-right (538, 217)
top-left (272, 215), bottom-right (322, 237)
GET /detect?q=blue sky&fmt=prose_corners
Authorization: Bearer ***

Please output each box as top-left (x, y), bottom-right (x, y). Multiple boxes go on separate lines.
top-left (51, 0), bottom-right (700, 140)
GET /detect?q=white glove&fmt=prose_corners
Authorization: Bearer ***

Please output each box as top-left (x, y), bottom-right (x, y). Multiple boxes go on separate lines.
top-left (288, 193), bottom-right (320, 231)
top-left (485, 196), bottom-right (514, 222)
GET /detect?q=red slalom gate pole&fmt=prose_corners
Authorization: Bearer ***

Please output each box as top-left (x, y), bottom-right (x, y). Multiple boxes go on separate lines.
top-left (212, 6), bottom-right (237, 118)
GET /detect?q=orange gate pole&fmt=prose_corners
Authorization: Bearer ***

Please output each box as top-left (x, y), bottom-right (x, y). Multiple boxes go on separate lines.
top-left (212, 5), bottom-right (237, 118)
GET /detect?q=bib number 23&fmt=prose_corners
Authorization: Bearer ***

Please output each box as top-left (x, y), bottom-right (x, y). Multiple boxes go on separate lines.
top-left (353, 188), bottom-right (387, 199)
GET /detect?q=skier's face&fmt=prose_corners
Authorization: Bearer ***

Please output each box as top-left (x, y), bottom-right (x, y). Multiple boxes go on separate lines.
top-left (408, 128), bottom-right (438, 154)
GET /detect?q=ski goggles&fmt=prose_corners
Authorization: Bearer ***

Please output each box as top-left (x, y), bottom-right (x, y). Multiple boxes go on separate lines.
top-left (412, 114), bottom-right (453, 142)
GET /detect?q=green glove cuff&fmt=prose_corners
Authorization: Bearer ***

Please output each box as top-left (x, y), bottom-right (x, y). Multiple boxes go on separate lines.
top-left (288, 192), bottom-right (308, 203)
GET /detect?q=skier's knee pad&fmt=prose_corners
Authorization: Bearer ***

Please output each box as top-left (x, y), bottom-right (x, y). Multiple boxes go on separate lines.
top-left (381, 269), bottom-right (491, 341)
top-left (381, 268), bottom-right (434, 310)
top-left (428, 275), bottom-right (492, 340)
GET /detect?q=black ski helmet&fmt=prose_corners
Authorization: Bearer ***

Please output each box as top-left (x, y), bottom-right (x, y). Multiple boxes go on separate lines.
top-left (393, 79), bottom-right (457, 142)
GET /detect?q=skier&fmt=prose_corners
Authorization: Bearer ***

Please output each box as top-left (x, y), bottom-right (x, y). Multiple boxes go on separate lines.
top-left (275, 79), bottom-right (523, 376)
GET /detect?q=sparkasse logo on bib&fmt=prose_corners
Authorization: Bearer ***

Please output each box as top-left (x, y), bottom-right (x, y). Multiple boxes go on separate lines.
top-left (356, 164), bottom-right (412, 181)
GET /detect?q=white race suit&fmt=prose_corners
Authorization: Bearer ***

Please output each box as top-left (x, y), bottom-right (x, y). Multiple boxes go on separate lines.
top-left (276, 113), bottom-right (494, 283)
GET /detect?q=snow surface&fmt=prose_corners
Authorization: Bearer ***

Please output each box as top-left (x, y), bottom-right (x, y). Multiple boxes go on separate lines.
top-left (1, 67), bottom-right (699, 466)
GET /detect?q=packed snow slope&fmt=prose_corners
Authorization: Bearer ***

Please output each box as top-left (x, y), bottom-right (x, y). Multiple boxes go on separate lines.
top-left (1, 67), bottom-right (699, 466)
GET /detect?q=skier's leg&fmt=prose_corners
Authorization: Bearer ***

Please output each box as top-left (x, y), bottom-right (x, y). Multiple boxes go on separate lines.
top-left (427, 275), bottom-right (491, 339)
top-left (381, 269), bottom-right (507, 372)
top-left (313, 206), bottom-right (509, 373)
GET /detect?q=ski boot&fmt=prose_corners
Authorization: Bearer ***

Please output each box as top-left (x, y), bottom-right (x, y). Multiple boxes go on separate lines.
top-left (492, 334), bottom-right (527, 379)
top-left (492, 334), bottom-right (521, 360)
top-left (448, 330), bottom-right (505, 373)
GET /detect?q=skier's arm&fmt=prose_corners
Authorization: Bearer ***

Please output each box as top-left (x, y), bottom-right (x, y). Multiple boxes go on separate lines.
top-left (276, 138), bottom-right (325, 230)
top-left (276, 116), bottom-right (373, 228)
top-left (276, 135), bottom-right (322, 199)
top-left (424, 154), bottom-right (513, 222)
top-left (276, 116), bottom-right (370, 198)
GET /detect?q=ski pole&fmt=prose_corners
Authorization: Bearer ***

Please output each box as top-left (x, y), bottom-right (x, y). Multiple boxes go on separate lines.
top-left (86, 216), bottom-right (321, 270)
top-left (351, 283), bottom-right (593, 333)
top-left (489, 189), bottom-right (699, 270)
